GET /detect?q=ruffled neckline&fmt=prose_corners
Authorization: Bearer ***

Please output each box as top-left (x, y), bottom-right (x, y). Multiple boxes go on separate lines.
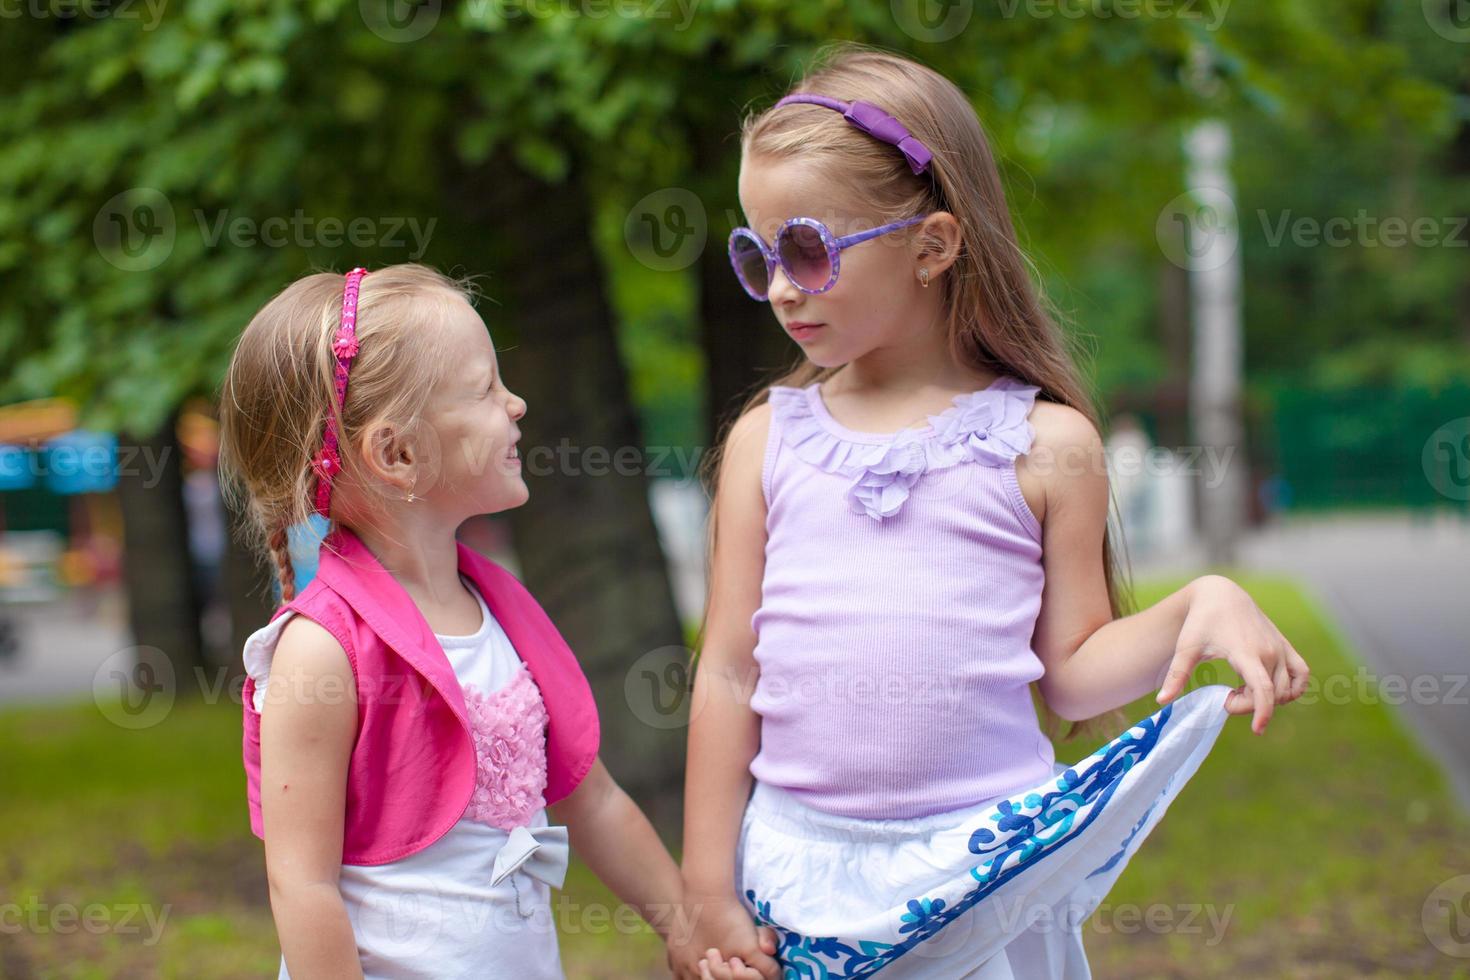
top-left (803, 375), bottom-right (1016, 444)
top-left (769, 376), bottom-right (1041, 522)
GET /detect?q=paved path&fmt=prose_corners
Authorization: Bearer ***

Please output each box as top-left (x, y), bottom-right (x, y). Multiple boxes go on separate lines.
top-left (1137, 511), bottom-right (1470, 810)
top-left (0, 588), bottom-right (131, 705)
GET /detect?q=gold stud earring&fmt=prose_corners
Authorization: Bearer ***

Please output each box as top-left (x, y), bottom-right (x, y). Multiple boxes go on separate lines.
top-left (919, 267), bottom-right (930, 288)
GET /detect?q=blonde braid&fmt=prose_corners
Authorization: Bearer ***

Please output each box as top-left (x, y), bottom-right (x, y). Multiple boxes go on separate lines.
top-left (267, 524), bottom-right (296, 604)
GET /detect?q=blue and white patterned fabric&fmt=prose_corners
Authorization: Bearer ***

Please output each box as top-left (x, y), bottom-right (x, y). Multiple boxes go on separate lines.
top-left (735, 685), bottom-right (1232, 979)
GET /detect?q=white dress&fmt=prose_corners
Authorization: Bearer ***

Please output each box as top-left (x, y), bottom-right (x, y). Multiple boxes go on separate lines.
top-left (244, 575), bottom-right (566, 979)
top-left (735, 685), bottom-right (1232, 979)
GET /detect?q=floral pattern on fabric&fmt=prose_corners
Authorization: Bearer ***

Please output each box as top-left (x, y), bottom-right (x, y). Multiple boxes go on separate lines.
top-left (743, 697), bottom-right (1188, 978)
top-left (461, 664), bottom-right (550, 832)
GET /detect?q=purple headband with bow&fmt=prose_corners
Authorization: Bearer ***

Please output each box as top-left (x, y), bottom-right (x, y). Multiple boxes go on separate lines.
top-left (775, 94), bottom-right (934, 176)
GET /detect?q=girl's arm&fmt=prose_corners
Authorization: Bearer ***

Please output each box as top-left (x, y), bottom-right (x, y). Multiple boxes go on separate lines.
top-left (683, 403), bottom-right (769, 900)
top-left (1022, 404), bottom-right (1309, 731)
top-left (548, 758), bottom-right (683, 934)
top-left (258, 617), bottom-right (364, 979)
top-left (549, 756), bottom-right (775, 979)
top-left (681, 403), bottom-right (781, 979)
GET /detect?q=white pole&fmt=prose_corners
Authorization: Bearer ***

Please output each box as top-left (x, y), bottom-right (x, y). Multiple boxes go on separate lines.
top-left (1185, 120), bottom-right (1246, 566)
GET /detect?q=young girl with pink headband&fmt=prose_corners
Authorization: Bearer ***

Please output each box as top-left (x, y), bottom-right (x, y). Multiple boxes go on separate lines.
top-left (218, 265), bottom-right (779, 979)
top-left (681, 47), bottom-right (1310, 980)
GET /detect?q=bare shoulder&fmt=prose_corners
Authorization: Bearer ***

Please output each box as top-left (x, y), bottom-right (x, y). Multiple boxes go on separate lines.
top-left (718, 400), bottom-right (773, 491)
top-left (273, 615), bottom-right (351, 676)
top-left (1027, 399), bottom-right (1105, 457)
top-left (1017, 399), bottom-right (1107, 527)
top-left (726, 401), bottom-right (773, 457)
top-left (264, 615), bottom-right (356, 720)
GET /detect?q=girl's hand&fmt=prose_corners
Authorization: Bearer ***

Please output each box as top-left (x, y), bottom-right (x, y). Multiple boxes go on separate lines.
top-left (1155, 574), bottom-right (1311, 734)
top-left (698, 942), bottom-right (780, 980)
top-left (669, 893), bottom-right (779, 980)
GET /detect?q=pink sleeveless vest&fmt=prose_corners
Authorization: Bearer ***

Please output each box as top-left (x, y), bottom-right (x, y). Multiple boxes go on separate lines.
top-left (241, 525), bottom-right (600, 865)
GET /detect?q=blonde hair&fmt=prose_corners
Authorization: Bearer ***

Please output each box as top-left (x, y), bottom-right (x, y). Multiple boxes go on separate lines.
top-left (217, 263), bottom-right (472, 605)
top-left (709, 44), bottom-right (1132, 743)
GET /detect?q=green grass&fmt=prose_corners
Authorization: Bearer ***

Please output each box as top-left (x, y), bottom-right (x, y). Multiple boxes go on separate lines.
top-left (1, 574), bottom-right (1466, 978)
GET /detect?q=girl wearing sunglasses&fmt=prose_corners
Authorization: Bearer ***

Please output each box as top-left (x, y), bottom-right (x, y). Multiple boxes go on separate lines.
top-left (682, 46), bottom-right (1309, 980)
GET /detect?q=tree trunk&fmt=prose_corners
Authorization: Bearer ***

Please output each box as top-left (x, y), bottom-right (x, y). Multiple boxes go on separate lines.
top-left (115, 408), bottom-right (207, 698)
top-left (442, 155), bottom-right (688, 830)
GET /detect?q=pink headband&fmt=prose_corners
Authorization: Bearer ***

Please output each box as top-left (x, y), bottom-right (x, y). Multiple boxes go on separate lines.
top-left (311, 267), bottom-right (369, 518)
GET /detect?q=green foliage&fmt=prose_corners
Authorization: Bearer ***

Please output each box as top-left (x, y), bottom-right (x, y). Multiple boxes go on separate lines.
top-left (0, 0), bottom-right (1459, 438)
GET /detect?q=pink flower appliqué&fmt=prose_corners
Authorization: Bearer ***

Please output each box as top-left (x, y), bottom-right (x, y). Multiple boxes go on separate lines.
top-left (461, 665), bottom-right (550, 832)
top-left (331, 332), bottom-right (360, 359)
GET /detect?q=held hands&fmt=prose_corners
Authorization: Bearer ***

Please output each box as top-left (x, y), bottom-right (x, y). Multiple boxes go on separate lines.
top-left (666, 892), bottom-right (779, 980)
top-left (1155, 574), bottom-right (1311, 734)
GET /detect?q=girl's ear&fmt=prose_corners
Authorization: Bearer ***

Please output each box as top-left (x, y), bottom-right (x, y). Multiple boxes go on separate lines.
top-left (357, 419), bottom-right (417, 496)
top-left (914, 212), bottom-right (963, 278)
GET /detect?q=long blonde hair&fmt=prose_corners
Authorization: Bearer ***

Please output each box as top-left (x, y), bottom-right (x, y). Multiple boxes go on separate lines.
top-left (217, 264), bottom-right (471, 605)
top-left (707, 44), bottom-right (1132, 743)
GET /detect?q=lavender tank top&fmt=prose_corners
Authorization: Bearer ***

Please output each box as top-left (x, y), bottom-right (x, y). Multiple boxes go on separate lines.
top-left (747, 375), bottom-right (1056, 820)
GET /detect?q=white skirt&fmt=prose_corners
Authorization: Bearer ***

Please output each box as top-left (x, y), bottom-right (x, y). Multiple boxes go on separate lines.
top-left (735, 685), bottom-right (1232, 979)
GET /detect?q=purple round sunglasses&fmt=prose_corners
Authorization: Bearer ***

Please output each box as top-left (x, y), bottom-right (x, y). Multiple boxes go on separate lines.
top-left (727, 214), bottom-right (931, 301)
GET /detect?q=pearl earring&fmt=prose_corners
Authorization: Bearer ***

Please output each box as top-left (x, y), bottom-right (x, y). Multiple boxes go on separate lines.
top-left (919, 267), bottom-right (930, 288)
